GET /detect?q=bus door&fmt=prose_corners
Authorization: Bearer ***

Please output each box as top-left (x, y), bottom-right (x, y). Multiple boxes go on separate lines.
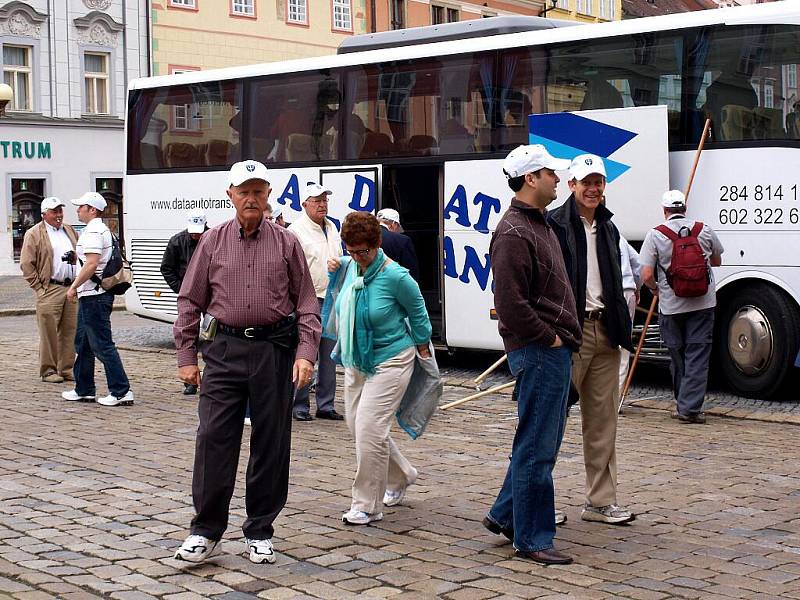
top-left (380, 163), bottom-right (443, 341)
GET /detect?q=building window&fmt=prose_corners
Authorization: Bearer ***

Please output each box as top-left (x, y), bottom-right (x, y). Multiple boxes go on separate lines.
top-left (84, 52), bottom-right (110, 114)
top-left (431, 5), bottom-right (458, 24)
top-left (287, 0), bottom-right (307, 23)
top-left (576, 0), bottom-right (589, 14)
top-left (333, 0), bottom-right (351, 30)
top-left (2, 45), bottom-right (32, 111)
top-left (787, 64), bottom-right (797, 89)
top-left (557, 0), bottom-right (568, 8)
top-left (169, 0), bottom-right (196, 7)
top-left (232, 0), bottom-right (255, 16)
top-left (764, 82), bottom-right (773, 108)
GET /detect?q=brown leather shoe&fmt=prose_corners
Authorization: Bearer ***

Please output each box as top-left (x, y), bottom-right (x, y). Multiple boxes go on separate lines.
top-left (516, 548), bottom-right (573, 565)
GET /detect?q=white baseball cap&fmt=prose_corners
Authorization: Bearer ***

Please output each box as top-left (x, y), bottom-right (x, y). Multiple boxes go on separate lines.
top-left (569, 154), bottom-right (606, 181)
top-left (661, 189), bottom-right (686, 208)
top-left (41, 197), bottom-right (65, 213)
top-left (71, 191), bottom-right (107, 212)
top-left (272, 206), bottom-right (283, 220)
top-left (376, 208), bottom-right (400, 224)
top-left (303, 182), bottom-right (332, 201)
top-left (228, 160), bottom-right (270, 187)
top-left (186, 208), bottom-right (207, 234)
top-left (503, 144), bottom-right (570, 179)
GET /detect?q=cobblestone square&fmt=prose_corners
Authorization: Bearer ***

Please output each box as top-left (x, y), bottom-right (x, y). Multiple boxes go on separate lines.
top-left (1, 310), bottom-right (800, 599)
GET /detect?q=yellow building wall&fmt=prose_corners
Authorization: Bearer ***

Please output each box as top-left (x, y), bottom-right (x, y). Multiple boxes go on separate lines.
top-left (152, 0), bottom-right (369, 74)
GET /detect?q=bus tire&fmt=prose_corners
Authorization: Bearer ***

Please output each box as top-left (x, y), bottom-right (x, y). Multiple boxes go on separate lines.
top-left (715, 283), bottom-right (800, 399)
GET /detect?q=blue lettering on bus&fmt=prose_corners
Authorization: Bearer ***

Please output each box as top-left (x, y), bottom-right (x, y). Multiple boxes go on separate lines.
top-left (443, 235), bottom-right (492, 291)
top-left (349, 174), bottom-right (375, 212)
top-left (276, 174), bottom-right (302, 211)
top-left (444, 185), bottom-right (471, 228)
top-left (472, 192), bottom-right (500, 234)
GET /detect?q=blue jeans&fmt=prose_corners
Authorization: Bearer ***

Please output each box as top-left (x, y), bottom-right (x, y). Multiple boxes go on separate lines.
top-left (73, 293), bottom-right (130, 398)
top-left (488, 342), bottom-right (572, 552)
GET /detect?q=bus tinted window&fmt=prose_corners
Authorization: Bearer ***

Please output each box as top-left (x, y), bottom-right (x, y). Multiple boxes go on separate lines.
top-left (246, 72), bottom-right (342, 163)
top-left (343, 53), bottom-right (491, 158)
top-left (690, 25), bottom-right (800, 143)
top-left (127, 80), bottom-right (242, 171)
top-left (523, 32), bottom-right (684, 145)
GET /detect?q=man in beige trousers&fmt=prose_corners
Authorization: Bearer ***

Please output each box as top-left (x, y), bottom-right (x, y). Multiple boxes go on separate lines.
top-left (20, 197), bottom-right (79, 383)
top-left (547, 155), bottom-right (636, 525)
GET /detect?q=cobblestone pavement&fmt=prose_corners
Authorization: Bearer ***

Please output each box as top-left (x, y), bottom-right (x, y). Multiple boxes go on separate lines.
top-left (2, 322), bottom-right (800, 599)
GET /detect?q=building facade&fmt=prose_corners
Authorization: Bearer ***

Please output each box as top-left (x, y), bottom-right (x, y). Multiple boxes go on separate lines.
top-left (0, 0), bottom-right (149, 275)
top-left (150, 0), bottom-right (369, 73)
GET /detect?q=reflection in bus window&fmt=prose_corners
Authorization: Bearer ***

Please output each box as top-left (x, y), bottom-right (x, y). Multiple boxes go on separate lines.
top-left (127, 81), bottom-right (242, 171)
top-left (692, 25), bottom-right (800, 143)
top-left (342, 53), bottom-right (489, 159)
top-left (246, 72), bottom-right (342, 163)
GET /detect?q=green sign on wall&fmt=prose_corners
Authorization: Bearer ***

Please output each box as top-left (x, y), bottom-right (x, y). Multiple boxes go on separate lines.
top-left (1, 141), bottom-right (52, 159)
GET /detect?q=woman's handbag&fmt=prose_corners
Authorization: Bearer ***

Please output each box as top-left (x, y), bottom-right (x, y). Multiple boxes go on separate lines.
top-left (396, 341), bottom-right (442, 440)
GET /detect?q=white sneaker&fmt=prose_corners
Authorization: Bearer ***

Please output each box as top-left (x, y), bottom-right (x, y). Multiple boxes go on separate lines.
top-left (174, 534), bottom-right (220, 563)
top-left (342, 509), bottom-right (383, 525)
top-left (383, 468), bottom-right (418, 507)
top-left (246, 538), bottom-right (276, 564)
top-left (244, 417), bottom-right (252, 426)
top-left (97, 390), bottom-right (134, 406)
top-left (555, 509), bottom-right (567, 526)
top-left (61, 390), bottom-right (95, 402)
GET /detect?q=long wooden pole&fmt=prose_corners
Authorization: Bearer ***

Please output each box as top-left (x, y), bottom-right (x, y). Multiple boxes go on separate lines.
top-left (618, 118), bottom-right (712, 413)
top-left (473, 354), bottom-right (508, 389)
top-left (441, 380), bottom-right (517, 410)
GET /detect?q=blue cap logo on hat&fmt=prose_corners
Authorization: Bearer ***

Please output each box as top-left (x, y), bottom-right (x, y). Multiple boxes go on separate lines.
top-left (246, 164), bottom-right (255, 172)
top-left (585, 158), bottom-right (593, 165)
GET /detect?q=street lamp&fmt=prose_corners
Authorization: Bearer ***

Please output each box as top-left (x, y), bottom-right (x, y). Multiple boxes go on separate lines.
top-left (0, 83), bottom-right (13, 117)
top-left (540, 0), bottom-right (558, 18)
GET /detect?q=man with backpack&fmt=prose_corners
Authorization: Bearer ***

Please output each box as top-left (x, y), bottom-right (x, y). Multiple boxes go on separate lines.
top-left (62, 192), bottom-right (133, 408)
top-left (640, 190), bottom-right (724, 424)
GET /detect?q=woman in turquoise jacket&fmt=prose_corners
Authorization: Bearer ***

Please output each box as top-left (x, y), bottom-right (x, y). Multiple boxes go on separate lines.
top-left (327, 211), bottom-right (432, 526)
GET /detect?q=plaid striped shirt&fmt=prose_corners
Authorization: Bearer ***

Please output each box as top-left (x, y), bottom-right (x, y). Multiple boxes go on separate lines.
top-left (174, 217), bottom-right (321, 367)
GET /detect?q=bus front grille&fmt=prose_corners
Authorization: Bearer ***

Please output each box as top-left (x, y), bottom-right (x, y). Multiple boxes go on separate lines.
top-left (130, 239), bottom-right (178, 317)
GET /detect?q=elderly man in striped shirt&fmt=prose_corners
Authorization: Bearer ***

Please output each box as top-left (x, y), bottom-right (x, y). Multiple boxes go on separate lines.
top-left (172, 160), bottom-right (321, 565)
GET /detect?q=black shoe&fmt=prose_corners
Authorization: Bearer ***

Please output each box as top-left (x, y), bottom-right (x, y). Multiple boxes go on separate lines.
top-left (482, 515), bottom-right (514, 542)
top-left (671, 410), bottom-right (706, 424)
top-left (293, 410), bottom-right (313, 421)
top-left (183, 383), bottom-right (197, 395)
top-left (316, 409), bottom-right (344, 421)
top-left (516, 548), bottom-right (573, 565)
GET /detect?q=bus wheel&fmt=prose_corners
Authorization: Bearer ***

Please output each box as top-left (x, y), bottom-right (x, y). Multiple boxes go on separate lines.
top-left (715, 284), bottom-right (800, 399)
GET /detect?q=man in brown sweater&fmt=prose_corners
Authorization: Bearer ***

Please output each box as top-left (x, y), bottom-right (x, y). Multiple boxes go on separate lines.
top-left (482, 145), bottom-right (581, 566)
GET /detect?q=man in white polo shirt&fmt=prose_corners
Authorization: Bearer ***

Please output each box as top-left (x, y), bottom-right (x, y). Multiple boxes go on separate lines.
top-left (19, 197), bottom-right (79, 383)
top-left (287, 182), bottom-right (343, 422)
top-left (61, 191), bottom-right (133, 407)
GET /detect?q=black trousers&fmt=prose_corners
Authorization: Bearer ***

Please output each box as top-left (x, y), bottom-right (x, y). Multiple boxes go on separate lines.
top-left (190, 332), bottom-right (294, 540)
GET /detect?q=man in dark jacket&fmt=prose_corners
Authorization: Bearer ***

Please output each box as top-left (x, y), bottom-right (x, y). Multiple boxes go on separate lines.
top-left (376, 208), bottom-right (420, 281)
top-left (161, 208), bottom-right (208, 394)
top-left (547, 154), bottom-right (635, 526)
top-left (483, 144), bottom-right (581, 566)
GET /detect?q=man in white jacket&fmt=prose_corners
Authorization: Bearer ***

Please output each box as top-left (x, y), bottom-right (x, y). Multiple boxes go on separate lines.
top-left (288, 182), bottom-right (344, 421)
top-left (618, 235), bottom-right (641, 393)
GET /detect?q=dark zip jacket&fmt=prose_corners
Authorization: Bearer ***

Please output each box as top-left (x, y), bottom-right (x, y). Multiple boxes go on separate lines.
top-left (160, 229), bottom-right (204, 294)
top-left (547, 195), bottom-right (634, 352)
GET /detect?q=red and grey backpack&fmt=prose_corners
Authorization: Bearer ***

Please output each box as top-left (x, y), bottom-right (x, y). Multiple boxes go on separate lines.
top-left (655, 222), bottom-right (710, 298)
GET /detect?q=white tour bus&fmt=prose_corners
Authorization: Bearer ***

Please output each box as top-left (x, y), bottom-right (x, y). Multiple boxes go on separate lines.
top-left (125, 2), bottom-right (800, 398)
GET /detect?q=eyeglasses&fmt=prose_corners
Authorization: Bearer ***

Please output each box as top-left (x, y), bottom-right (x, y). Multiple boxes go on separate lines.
top-left (346, 247), bottom-right (373, 257)
top-left (265, 216), bottom-right (274, 221)
top-left (307, 197), bottom-right (329, 204)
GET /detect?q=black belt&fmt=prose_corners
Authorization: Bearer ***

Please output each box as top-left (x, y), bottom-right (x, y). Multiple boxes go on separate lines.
top-left (218, 313), bottom-right (298, 342)
top-left (50, 278), bottom-right (72, 287)
top-left (585, 309), bottom-right (604, 321)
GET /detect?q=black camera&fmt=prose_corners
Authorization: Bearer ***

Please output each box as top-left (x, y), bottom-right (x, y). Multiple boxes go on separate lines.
top-left (61, 250), bottom-right (76, 264)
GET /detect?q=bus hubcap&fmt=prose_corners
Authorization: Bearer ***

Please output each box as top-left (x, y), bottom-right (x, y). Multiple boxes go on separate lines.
top-left (727, 305), bottom-right (773, 375)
